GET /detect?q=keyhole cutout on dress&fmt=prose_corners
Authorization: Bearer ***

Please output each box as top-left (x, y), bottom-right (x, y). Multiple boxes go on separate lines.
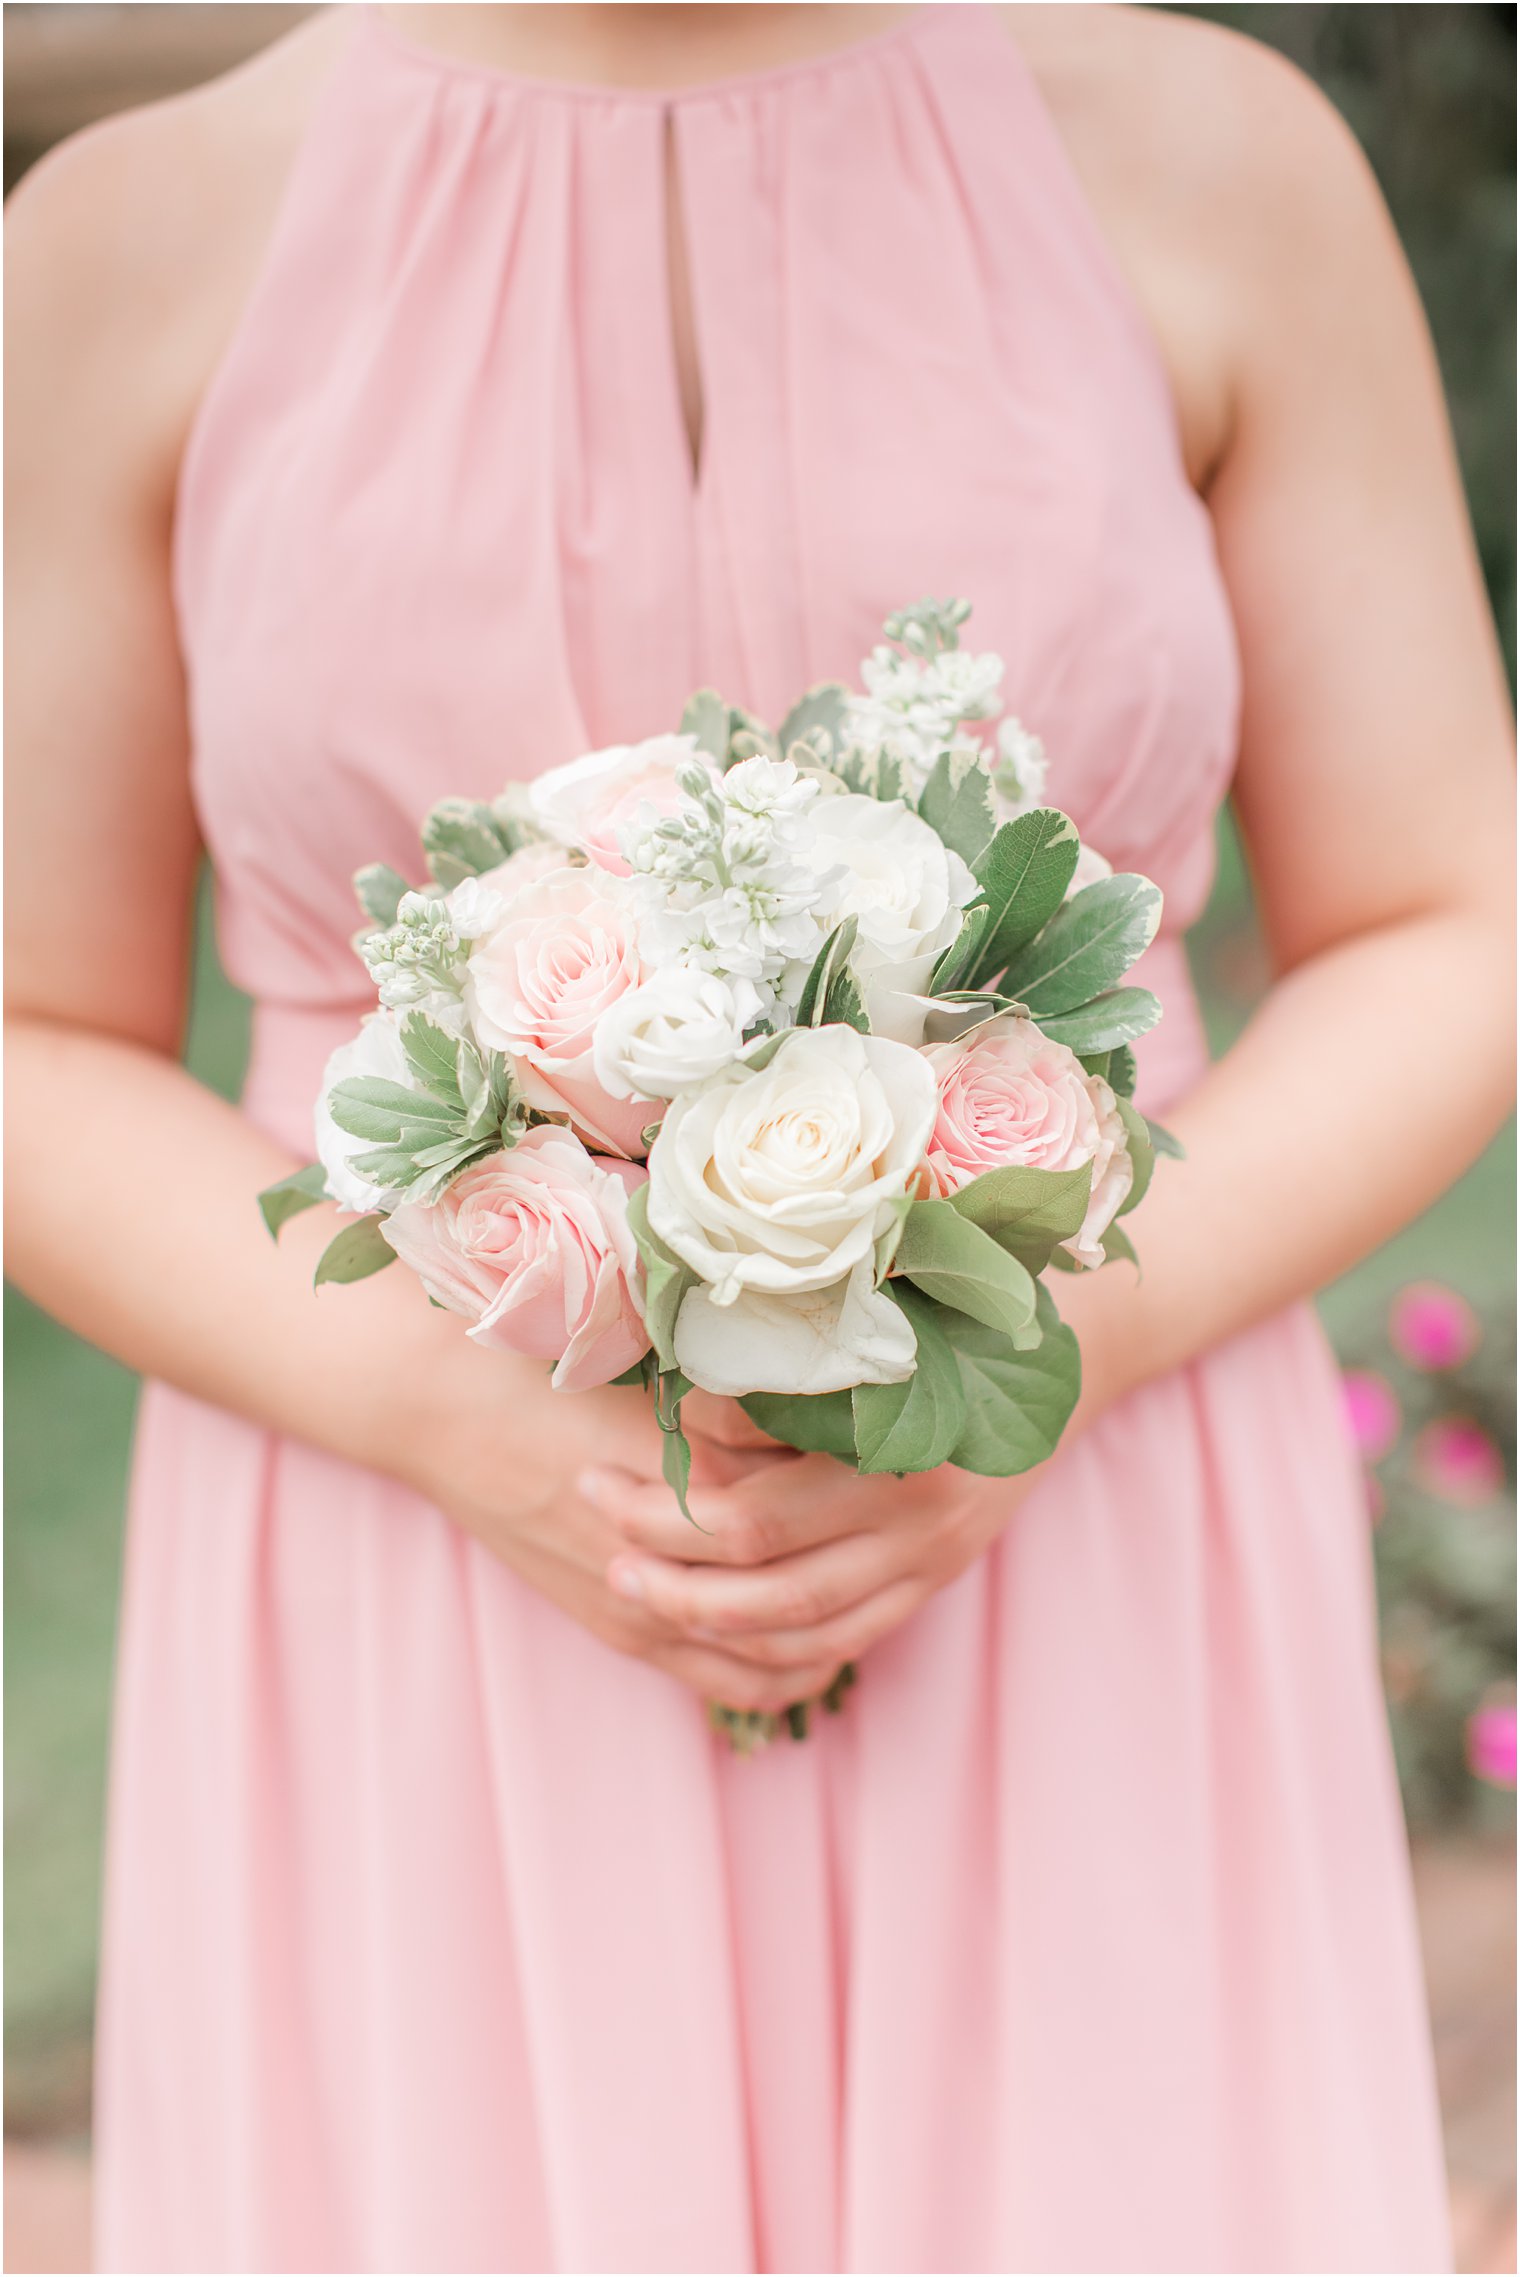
top-left (662, 115), bottom-right (706, 489)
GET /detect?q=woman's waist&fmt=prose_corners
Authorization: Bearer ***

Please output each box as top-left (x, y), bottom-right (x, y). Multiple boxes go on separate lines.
top-left (238, 938), bottom-right (1212, 1156)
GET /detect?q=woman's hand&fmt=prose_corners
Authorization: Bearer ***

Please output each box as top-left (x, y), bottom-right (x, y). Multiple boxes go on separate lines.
top-left (395, 1336), bottom-right (851, 1715)
top-left (578, 1400), bottom-right (1040, 1678)
top-left (574, 1302), bottom-right (1129, 1680)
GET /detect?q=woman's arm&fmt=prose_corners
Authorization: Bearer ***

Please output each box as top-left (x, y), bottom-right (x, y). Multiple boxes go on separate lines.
top-left (590, 44), bottom-right (1515, 1658)
top-left (5, 107), bottom-right (822, 1720)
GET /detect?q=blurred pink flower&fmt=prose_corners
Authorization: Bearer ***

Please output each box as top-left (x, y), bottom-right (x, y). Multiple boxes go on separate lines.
top-left (1412, 1416), bottom-right (1506, 1507)
top-left (1466, 1703), bottom-right (1516, 1790)
top-left (1389, 1282), bottom-right (1479, 1373)
top-left (1341, 1369), bottom-right (1401, 1464)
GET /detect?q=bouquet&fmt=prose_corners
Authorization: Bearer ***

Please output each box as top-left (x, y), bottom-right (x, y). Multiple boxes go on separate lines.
top-left (260, 598), bottom-right (1178, 1747)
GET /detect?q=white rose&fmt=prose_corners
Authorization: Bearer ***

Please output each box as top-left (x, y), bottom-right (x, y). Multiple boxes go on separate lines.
top-left (647, 1025), bottom-right (936, 1395)
top-left (314, 1013), bottom-right (413, 1215)
top-left (592, 967), bottom-right (768, 1102)
top-left (802, 795), bottom-right (977, 1044)
top-left (528, 734), bottom-right (713, 874)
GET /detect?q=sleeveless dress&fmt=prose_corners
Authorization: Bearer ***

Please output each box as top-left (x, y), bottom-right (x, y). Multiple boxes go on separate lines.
top-left (94, 9), bottom-right (1453, 2270)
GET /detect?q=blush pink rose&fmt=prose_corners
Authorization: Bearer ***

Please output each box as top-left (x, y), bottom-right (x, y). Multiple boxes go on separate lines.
top-left (527, 734), bottom-right (715, 876)
top-left (381, 1130), bottom-right (650, 1393)
top-left (465, 865), bottom-right (651, 1156)
top-left (921, 1014), bottom-right (1133, 1268)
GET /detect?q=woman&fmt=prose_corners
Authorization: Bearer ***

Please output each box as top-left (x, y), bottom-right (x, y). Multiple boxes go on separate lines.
top-left (7, 4), bottom-right (1513, 2269)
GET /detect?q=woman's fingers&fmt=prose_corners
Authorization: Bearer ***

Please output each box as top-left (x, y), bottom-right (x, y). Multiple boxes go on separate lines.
top-left (684, 1433), bottom-right (795, 1493)
top-left (608, 1527), bottom-right (897, 1638)
top-left (670, 1578), bottom-right (925, 1675)
top-left (578, 1453), bottom-right (889, 1565)
top-left (651, 1636), bottom-right (844, 1717)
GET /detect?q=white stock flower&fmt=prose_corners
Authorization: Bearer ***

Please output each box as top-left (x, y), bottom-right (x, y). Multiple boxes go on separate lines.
top-left (445, 875), bottom-right (508, 941)
top-left (922, 648), bottom-right (1004, 722)
top-left (992, 717), bottom-right (1049, 816)
top-left (314, 1013), bottom-right (413, 1215)
top-left (647, 1025), bottom-right (936, 1395)
top-left (626, 753), bottom-right (838, 985)
top-left (359, 890), bottom-right (470, 1010)
top-left (801, 795), bottom-right (977, 1042)
top-left (842, 642), bottom-right (1008, 793)
top-left (591, 967), bottom-right (768, 1102)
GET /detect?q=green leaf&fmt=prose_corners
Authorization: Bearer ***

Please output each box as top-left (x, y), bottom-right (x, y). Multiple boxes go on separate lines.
top-left (352, 863), bottom-right (410, 929)
top-left (313, 1214), bottom-right (397, 1288)
top-left (821, 964), bottom-right (869, 1034)
top-left (654, 1368), bottom-right (696, 1523)
top-left (1115, 1097), bottom-right (1155, 1218)
top-left (796, 916), bottom-right (859, 1028)
top-left (421, 798), bottom-right (510, 888)
top-left (727, 706), bottom-right (779, 765)
top-left (929, 903), bottom-right (991, 995)
top-left (1079, 1042), bottom-right (1139, 1097)
top-left (892, 1199), bottom-right (1037, 1340)
top-left (852, 1287), bottom-right (967, 1475)
top-left (942, 1285), bottom-right (1081, 1476)
top-left (1034, 989), bottom-right (1161, 1054)
top-left (1147, 1118), bottom-right (1185, 1160)
top-left (400, 1012), bottom-right (466, 1106)
top-left (1001, 874), bottom-right (1162, 1017)
top-left (327, 1077), bottom-right (461, 1147)
top-left (610, 1356), bottom-right (658, 1390)
top-left (779, 683), bottom-right (847, 758)
top-left (967, 807), bottom-right (1081, 987)
top-left (257, 1162), bottom-right (329, 1240)
top-left (917, 749), bottom-right (995, 866)
top-left (625, 1184), bottom-right (695, 1372)
top-left (329, 1105), bottom-right (459, 1152)
top-left (1101, 1223), bottom-right (1140, 1268)
top-left (737, 1028), bottom-right (790, 1074)
top-left (457, 1042), bottom-right (491, 1127)
top-left (944, 1162), bottom-right (1093, 1274)
top-left (739, 1389), bottom-right (857, 1460)
top-left (873, 1192), bottom-right (912, 1285)
top-left (681, 688), bottom-right (730, 764)
top-left (348, 1144), bottom-right (429, 1188)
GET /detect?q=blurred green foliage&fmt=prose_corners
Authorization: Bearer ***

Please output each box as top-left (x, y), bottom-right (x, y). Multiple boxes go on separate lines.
top-left (1183, 2), bottom-right (1516, 676)
top-left (5, 4), bottom-right (1515, 2137)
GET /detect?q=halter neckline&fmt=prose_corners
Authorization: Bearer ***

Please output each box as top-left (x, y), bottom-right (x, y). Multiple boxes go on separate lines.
top-left (362, 2), bottom-right (941, 108)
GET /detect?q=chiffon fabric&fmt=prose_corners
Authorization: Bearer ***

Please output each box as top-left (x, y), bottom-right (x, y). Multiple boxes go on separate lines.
top-left (95, 7), bottom-right (1452, 2269)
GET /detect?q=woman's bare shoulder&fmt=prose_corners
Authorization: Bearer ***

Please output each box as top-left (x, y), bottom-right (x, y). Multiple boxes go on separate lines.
top-left (1005, 4), bottom-right (1370, 194)
top-left (6, 9), bottom-right (351, 481)
top-left (1001, 5), bottom-right (1400, 480)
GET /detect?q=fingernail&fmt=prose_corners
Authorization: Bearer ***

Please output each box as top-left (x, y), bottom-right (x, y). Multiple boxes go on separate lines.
top-left (608, 1561), bottom-right (645, 1602)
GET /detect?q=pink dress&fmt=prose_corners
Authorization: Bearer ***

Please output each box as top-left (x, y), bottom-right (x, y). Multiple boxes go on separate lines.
top-left (95, 9), bottom-right (1452, 2270)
